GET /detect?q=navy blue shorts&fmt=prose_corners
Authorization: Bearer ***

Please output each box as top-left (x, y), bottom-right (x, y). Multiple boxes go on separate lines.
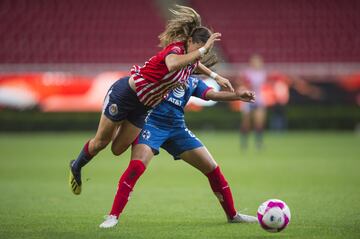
top-left (137, 123), bottom-right (203, 160)
top-left (103, 77), bottom-right (150, 128)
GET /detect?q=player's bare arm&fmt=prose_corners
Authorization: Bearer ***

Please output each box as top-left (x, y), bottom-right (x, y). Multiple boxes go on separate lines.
top-left (196, 62), bottom-right (234, 92)
top-left (205, 89), bottom-right (255, 102)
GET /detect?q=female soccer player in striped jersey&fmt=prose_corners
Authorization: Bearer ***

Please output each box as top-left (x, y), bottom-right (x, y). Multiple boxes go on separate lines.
top-left (99, 76), bottom-right (257, 228)
top-left (69, 5), bottom-right (234, 195)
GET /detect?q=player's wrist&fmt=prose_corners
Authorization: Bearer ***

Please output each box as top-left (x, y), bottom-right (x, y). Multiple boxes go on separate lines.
top-left (198, 47), bottom-right (207, 58)
top-left (210, 72), bottom-right (218, 80)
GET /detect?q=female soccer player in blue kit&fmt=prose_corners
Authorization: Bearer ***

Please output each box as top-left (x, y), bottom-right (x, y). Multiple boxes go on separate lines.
top-left (99, 76), bottom-right (257, 228)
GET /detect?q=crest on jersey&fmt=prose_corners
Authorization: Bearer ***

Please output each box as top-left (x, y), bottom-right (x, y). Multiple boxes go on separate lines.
top-left (172, 86), bottom-right (185, 98)
top-left (191, 78), bottom-right (198, 88)
top-left (142, 130), bottom-right (151, 140)
top-left (109, 104), bottom-right (118, 116)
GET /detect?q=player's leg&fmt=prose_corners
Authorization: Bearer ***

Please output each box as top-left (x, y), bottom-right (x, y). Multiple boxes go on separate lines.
top-left (111, 120), bottom-right (142, 156)
top-left (180, 147), bottom-right (257, 223)
top-left (89, 115), bottom-right (119, 155)
top-left (180, 146), bottom-right (217, 174)
top-left (100, 144), bottom-right (154, 228)
top-left (100, 124), bottom-right (166, 228)
top-left (108, 144), bottom-right (154, 217)
top-left (110, 94), bottom-right (150, 156)
top-left (163, 129), bottom-right (240, 221)
top-left (69, 114), bottom-right (118, 194)
top-left (254, 107), bottom-right (266, 149)
top-left (180, 147), bottom-right (237, 220)
top-left (240, 106), bottom-right (251, 149)
top-left (69, 76), bottom-right (142, 195)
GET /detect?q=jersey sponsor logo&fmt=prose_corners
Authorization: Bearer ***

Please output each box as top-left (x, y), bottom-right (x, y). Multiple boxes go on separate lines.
top-left (167, 97), bottom-right (182, 106)
top-left (172, 86), bottom-right (185, 98)
top-left (109, 103), bottom-right (118, 116)
top-left (141, 69), bottom-right (185, 105)
top-left (141, 129), bottom-right (151, 140)
top-left (136, 70), bottom-right (182, 105)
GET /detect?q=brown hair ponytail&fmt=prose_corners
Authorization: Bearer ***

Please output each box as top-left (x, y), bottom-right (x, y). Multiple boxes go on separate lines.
top-left (159, 5), bottom-right (218, 68)
top-left (158, 5), bottom-right (202, 47)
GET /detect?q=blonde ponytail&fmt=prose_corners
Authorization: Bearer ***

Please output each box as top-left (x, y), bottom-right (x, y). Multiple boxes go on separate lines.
top-left (158, 5), bottom-right (202, 47)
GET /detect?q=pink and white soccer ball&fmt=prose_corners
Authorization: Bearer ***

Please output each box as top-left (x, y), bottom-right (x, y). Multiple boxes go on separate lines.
top-left (257, 199), bottom-right (291, 232)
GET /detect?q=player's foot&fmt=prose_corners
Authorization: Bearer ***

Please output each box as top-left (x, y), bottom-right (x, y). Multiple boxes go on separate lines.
top-left (228, 213), bottom-right (258, 223)
top-left (69, 160), bottom-right (82, 195)
top-left (99, 215), bottom-right (118, 228)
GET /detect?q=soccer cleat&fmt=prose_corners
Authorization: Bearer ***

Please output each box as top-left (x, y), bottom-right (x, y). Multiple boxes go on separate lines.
top-left (69, 160), bottom-right (82, 195)
top-left (228, 212), bottom-right (258, 223)
top-left (99, 215), bottom-right (118, 228)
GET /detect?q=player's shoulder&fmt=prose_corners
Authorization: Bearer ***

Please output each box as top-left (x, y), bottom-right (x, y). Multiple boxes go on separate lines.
top-left (163, 41), bottom-right (185, 55)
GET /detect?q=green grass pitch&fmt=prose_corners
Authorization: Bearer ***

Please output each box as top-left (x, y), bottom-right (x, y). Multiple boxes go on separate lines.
top-left (0, 131), bottom-right (359, 239)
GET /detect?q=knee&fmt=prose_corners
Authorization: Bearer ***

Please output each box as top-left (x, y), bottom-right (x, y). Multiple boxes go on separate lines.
top-left (209, 163), bottom-right (218, 174)
top-left (203, 162), bottom-right (218, 175)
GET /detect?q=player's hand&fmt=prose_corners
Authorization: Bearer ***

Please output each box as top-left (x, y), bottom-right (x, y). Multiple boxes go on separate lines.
top-left (236, 89), bottom-right (255, 103)
top-left (216, 76), bottom-right (234, 92)
top-left (204, 33), bottom-right (221, 53)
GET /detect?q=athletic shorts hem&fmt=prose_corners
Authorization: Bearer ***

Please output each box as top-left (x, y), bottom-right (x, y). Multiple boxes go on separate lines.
top-left (137, 143), bottom-right (160, 156)
top-left (166, 144), bottom-right (203, 160)
top-left (102, 76), bottom-right (149, 128)
top-left (103, 112), bottom-right (123, 123)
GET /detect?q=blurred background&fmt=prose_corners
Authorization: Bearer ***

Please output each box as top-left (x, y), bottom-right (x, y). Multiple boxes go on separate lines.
top-left (0, 0), bottom-right (359, 132)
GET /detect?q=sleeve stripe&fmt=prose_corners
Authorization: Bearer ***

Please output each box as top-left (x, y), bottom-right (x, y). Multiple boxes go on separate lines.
top-left (201, 87), bottom-right (213, 100)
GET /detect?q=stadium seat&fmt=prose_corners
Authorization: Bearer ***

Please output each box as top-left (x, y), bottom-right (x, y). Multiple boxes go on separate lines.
top-left (191, 0), bottom-right (360, 62)
top-left (0, 0), bottom-right (164, 63)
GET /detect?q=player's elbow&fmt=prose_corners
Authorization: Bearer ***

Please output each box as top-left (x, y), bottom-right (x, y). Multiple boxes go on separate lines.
top-left (166, 63), bottom-right (177, 72)
top-left (166, 61), bottom-right (180, 72)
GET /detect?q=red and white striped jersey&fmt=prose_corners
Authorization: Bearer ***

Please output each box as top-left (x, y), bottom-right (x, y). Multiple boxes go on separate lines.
top-left (130, 41), bottom-right (199, 108)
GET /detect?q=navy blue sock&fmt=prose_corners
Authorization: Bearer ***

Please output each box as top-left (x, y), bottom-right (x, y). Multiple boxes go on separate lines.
top-left (72, 141), bottom-right (93, 172)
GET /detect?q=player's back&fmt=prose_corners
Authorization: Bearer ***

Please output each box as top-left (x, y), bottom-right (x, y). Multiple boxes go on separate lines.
top-left (131, 42), bottom-right (198, 108)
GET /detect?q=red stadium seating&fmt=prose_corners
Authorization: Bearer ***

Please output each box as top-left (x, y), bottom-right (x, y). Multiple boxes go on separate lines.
top-left (0, 0), bottom-right (164, 63)
top-left (1, 0), bottom-right (359, 64)
top-left (191, 0), bottom-right (360, 62)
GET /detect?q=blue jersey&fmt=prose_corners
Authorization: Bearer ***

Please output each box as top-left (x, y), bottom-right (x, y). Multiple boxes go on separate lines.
top-left (137, 76), bottom-right (211, 159)
top-left (145, 76), bottom-right (211, 128)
